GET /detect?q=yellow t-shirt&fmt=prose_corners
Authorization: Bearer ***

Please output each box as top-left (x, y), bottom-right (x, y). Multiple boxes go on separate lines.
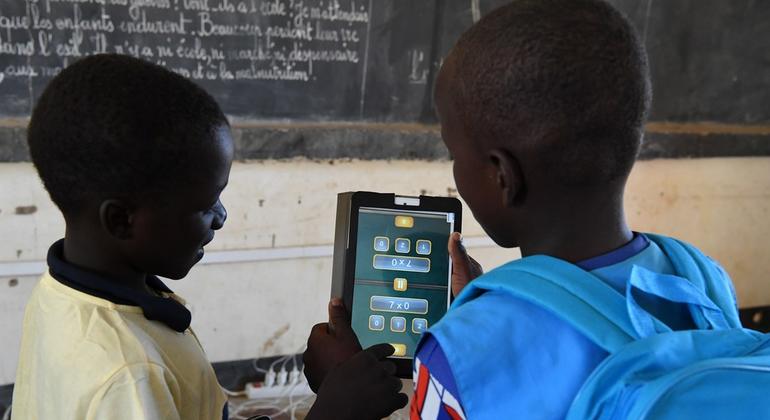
top-left (12, 272), bottom-right (227, 420)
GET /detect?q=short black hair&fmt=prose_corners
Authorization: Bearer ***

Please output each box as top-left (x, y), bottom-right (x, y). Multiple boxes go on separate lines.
top-left (28, 54), bottom-right (228, 215)
top-left (448, 0), bottom-right (651, 185)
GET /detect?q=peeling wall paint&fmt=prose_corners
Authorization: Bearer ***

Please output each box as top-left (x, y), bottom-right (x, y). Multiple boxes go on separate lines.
top-left (1, 157), bottom-right (769, 384)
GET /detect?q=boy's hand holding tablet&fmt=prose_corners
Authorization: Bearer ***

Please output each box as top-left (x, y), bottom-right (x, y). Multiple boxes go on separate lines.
top-left (448, 231), bottom-right (484, 297)
top-left (306, 335), bottom-right (407, 420)
top-left (304, 298), bottom-right (363, 392)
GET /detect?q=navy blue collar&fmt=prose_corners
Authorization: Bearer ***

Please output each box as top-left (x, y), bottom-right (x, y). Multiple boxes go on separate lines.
top-left (576, 233), bottom-right (650, 271)
top-left (47, 240), bottom-right (192, 333)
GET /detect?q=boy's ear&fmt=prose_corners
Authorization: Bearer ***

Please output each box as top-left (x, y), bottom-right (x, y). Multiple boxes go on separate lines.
top-left (98, 199), bottom-right (135, 240)
top-left (489, 148), bottom-right (525, 208)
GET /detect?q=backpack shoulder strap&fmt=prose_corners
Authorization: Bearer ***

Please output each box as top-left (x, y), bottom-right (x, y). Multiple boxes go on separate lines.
top-left (645, 234), bottom-right (741, 328)
top-left (453, 234), bottom-right (737, 352)
top-left (455, 255), bottom-right (647, 352)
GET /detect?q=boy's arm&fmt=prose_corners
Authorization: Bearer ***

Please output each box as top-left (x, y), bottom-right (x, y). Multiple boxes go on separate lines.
top-left (307, 343), bottom-right (408, 420)
top-left (303, 298), bottom-right (363, 392)
top-left (87, 363), bottom-right (182, 420)
top-left (304, 300), bottom-right (408, 420)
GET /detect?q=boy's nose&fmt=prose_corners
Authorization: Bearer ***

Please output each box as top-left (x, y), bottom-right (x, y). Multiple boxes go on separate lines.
top-left (211, 200), bottom-right (227, 230)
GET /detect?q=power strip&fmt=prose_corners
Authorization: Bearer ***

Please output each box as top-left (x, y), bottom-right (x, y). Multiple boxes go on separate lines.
top-left (245, 381), bottom-right (314, 400)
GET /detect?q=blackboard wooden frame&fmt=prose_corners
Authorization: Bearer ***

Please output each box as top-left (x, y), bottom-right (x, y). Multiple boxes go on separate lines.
top-left (2, 123), bottom-right (769, 162)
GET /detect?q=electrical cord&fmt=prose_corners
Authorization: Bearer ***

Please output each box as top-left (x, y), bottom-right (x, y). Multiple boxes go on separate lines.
top-left (222, 388), bottom-right (247, 398)
top-left (230, 344), bottom-right (312, 419)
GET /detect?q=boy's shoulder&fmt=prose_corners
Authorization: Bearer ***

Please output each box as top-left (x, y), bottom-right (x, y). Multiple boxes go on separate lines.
top-left (432, 288), bottom-right (604, 357)
top-left (426, 289), bottom-right (607, 417)
top-left (15, 273), bottom-right (227, 419)
top-left (24, 273), bottom-right (176, 371)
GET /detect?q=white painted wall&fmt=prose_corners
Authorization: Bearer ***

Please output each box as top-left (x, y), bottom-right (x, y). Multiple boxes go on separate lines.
top-left (1, 157), bottom-right (769, 384)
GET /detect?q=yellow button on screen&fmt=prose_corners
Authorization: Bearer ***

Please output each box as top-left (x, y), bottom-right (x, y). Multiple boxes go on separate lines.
top-left (393, 278), bottom-right (408, 291)
top-left (390, 343), bottom-right (407, 357)
top-left (394, 215), bottom-right (414, 228)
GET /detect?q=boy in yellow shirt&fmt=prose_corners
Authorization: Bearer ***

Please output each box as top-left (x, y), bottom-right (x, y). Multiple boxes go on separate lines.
top-left (12, 54), bottom-right (406, 420)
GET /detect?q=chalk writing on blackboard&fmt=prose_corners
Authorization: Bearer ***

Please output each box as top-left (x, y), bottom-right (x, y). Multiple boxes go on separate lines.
top-left (0, 0), bottom-right (371, 98)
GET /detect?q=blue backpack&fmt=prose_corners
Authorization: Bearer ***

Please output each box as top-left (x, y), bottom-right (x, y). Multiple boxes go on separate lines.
top-left (458, 234), bottom-right (770, 419)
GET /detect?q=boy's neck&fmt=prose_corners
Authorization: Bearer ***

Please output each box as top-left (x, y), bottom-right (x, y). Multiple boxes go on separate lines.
top-left (517, 191), bottom-right (633, 263)
top-left (63, 227), bottom-right (154, 295)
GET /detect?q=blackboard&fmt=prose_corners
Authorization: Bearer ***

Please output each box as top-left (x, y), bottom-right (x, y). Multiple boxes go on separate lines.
top-left (614, 0), bottom-right (770, 124)
top-left (0, 0), bottom-right (379, 120)
top-left (0, 0), bottom-right (496, 121)
top-left (0, 0), bottom-right (768, 160)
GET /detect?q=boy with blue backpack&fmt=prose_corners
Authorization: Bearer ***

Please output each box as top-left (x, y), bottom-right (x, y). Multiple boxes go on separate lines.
top-left (304, 0), bottom-right (770, 418)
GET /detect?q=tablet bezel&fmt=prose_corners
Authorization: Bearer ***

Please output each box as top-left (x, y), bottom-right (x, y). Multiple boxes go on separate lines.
top-left (336, 191), bottom-right (462, 378)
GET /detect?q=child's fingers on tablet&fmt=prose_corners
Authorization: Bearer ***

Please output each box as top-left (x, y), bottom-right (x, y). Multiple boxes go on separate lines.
top-left (468, 255), bottom-right (484, 278)
top-left (383, 391), bottom-right (409, 413)
top-left (309, 321), bottom-right (328, 335)
top-left (375, 375), bottom-right (405, 397)
top-left (449, 233), bottom-right (472, 292)
top-left (448, 232), bottom-right (469, 269)
top-left (363, 343), bottom-right (396, 361)
top-left (327, 298), bottom-right (352, 337)
top-left (448, 231), bottom-right (462, 250)
top-left (370, 374), bottom-right (406, 417)
top-left (380, 359), bottom-right (398, 376)
top-left (369, 390), bottom-right (408, 420)
top-left (304, 322), bottom-right (332, 392)
top-left (449, 232), bottom-right (484, 297)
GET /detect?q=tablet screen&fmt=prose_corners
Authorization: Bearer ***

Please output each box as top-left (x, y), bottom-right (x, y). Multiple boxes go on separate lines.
top-left (350, 207), bottom-right (455, 359)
